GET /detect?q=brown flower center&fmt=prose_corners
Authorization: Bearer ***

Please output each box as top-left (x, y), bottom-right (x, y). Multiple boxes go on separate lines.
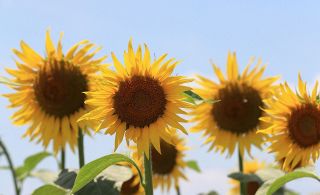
top-left (151, 140), bottom-right (178, 175)
top-left (288, 104), bottom-right (320, 148)
top-left (120, 174), bottom-right (140, 195)
top-left (113, 76), bottom-right (167, 128)
top-left (212, 83), bottom-right (263, 134)
top-left (34, 60), bottom-right (88, 118)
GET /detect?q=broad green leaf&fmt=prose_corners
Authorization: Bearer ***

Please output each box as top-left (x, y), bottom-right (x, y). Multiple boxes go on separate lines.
top-left (55, 166), bottom-right (131, 195)
top-left (228, 172), bottom-right (262, 183)
top-left (71, 154), bottom-right (143, 193)
top-left (98, 165), bottom-right (132, 187)
top-left (256, 169), bottom-right (320, 195)
top-left (16, 151), bottom-right (51, 180)
top-left (32, 184), bottom-right (68, 195)
top-left (256, 167), bottom-right (284, 181)
top-left (56, 166), bottom-right (132, 191)
top-left (186, 160), bottom-right (201, 173)
top-left (30, 169), bottom-right (59, 183)
top-left (55, 170), bottom-right (78, 189)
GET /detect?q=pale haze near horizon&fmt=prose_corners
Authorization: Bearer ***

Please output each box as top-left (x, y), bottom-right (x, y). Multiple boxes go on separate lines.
top-left (0, 1), bottom-right (319, 194)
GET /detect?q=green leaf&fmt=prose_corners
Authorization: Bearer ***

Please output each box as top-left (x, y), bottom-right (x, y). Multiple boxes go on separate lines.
top-left (30, 169), bottom-right (59, 183)
top-left (55, 166), bottom-right (132, 195)
top-left (184, 90), bottom-right (219, 104)
top-left (71, 154), bottom-right (143, 193)
top-left (183, 96), bottom-right (196, 104)
top-left (256, 168), bottom-right (320, 195)
top-left (32, 184), bottom-right (68, 195)
top-left (198, 190), bottom-right (219, 195)
top-left (255, 167), bottom-right (285, 181)
top-left (186, 160), bottom-right (201, 173)
top-left (184, 90), bottom-right (203, 100)
top-left (16, 152), bottom-right (52, 180)
top-left (228, 172), bottom-right (262, 183)
top-left (56, 166), bottom-right (132, 190)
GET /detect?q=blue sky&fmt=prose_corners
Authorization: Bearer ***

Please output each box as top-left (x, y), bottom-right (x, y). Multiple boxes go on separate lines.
top-left (0, 0), bottom-right (320, 194)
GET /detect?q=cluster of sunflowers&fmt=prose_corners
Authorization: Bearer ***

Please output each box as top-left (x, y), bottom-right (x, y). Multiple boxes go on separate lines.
top-left (1, 31), bottom-right (320, 195)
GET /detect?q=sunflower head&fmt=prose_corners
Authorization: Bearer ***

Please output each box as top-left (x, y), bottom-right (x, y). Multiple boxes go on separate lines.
top-left (191, 52), bottom-right (278, 157)
top-left (229, 160), bottom-right (265, 195)
top-left (131, 133), bottom-right (188, 191)
top-left (4, 31), bottom-right (106, 153)
top-left (119, 156), bottom-right (144, 195)
top-left (260, 74), bottom-right (320, 171)
top-left (80, 40), bottom-right (192, 157)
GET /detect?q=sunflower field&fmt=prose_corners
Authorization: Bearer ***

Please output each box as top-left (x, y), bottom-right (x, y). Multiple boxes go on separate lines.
top-left (0, 1), bottom-right (320, 195)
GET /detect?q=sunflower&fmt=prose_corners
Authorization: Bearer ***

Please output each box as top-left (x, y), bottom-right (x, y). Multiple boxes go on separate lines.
top-left (259, 74), bottom-right (320, 171)
top-left (190, 52), bottom-right (278, 157)
top-left (79, 40), bottom-right (191, 157)
top-left (229, 160), bottom-right (265, 195)
top-left (132, 133), bottom-right (188, 191)
top-left (4, 31), bottom-right (106, 153)
top-left (119, 156), bottom-right (144, 195)
top-left (151, 135), bottom-right (188, 191)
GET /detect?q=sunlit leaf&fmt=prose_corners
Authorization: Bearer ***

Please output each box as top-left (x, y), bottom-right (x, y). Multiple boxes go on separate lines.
top-left (71, 154), bottom-right (142, 193)
top-left (32, 184), bottom-right (68, 195)
top-left (255, 167), bottom-right (285, 181)
top-left (186, 160), bottom-right (201, 173)
top-left (256, 168), bottom-right (320, 195)
top-left (31, 169), bottom-right (59, 183)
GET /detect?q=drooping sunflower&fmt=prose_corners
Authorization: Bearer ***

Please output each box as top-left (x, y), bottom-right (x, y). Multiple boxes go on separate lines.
top-left (259, 75), bottom-right (320, 171)
top-left (151, 135), bottom-right (188, 191)
top-left (4, 31), bottom-right (106, 153)
top-left (191, 52), bottom-right (278, 156)
top-left (132, 133), bottom-right (188, 191)
top-left (80, 40), bottom-right (192, 157)
top-left (229, 160), bottom-right (265, 195)
top-left (119, 157), bottom-right (144, 195)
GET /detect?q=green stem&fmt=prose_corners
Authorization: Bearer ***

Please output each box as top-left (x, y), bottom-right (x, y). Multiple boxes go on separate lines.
top-left (238, 149), bottom-right (246, 195)
top-left (60, 149), bottom-right (65, 170)
top-left (176, 186), bottom-right (181, 195)
top-left (78, 129), bottom-right (85, 168)
top-left (0, 139), bottom-right (20, 195)
top-left (144, 145), bottom-right (154, 195)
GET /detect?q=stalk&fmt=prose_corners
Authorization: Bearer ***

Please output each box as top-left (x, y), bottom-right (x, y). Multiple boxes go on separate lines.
top-left (78, 128), bottom-right (85, 168)
top-left (176, 186), bottom-right (181, 195)
top-left (238, 149), bottom-right (246, 195)
top-left (143, 145), bottom-right (154, 195)
top-left (60, 149), bottom-right (65, 170)
top-left (0, 139), bottom-right (20, 195)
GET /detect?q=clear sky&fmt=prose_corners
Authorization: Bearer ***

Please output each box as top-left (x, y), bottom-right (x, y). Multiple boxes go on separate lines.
top-left (0, 0), bottom-right (320, 194)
